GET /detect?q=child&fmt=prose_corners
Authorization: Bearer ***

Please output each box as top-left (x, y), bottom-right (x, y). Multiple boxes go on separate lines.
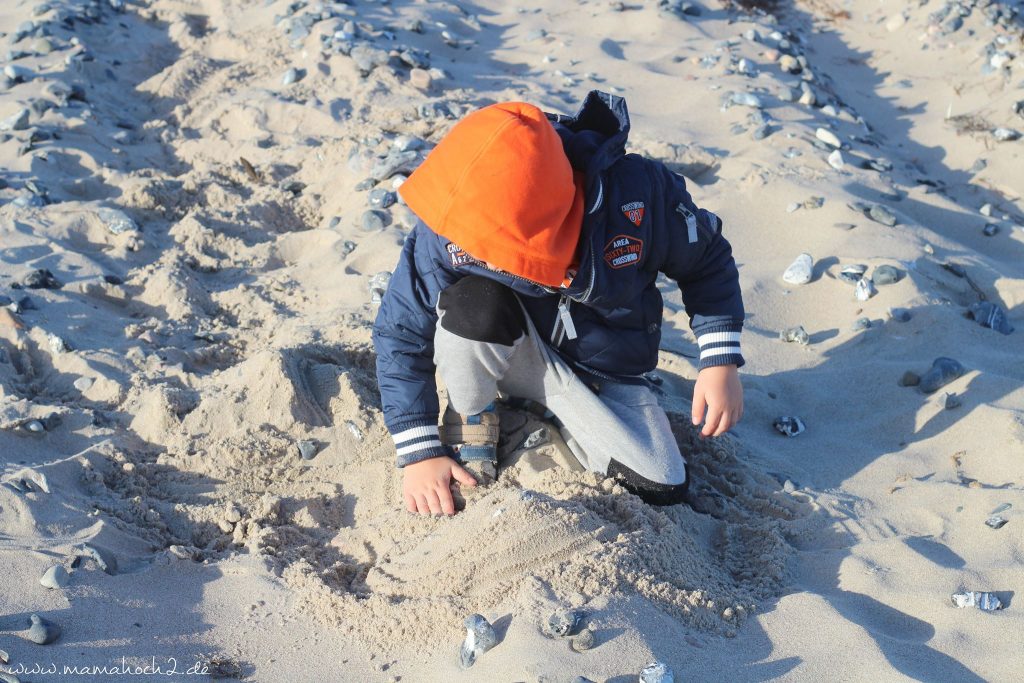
top-left (373, 91), bottom-right (744, 516)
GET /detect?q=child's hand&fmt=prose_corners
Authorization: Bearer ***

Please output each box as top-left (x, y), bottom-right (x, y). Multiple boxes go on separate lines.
top-left (403, 456), bottom-right (477, 516)
top-left (691, 364), bottom-right (743, 438)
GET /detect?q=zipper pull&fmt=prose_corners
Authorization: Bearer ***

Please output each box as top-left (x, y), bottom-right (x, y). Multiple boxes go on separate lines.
top-left (558, 300), bottom-right (577, 340)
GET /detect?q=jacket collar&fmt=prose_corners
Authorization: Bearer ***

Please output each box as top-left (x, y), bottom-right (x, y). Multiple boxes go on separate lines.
top-left (547, 90), bottom-right (631, 176)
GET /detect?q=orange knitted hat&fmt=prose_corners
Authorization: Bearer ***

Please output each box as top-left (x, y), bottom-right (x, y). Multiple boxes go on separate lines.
top-left (398, 102), bottom-right (584, 287)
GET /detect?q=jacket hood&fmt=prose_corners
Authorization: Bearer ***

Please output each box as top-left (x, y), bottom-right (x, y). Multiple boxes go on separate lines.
top-left (398, 101), bottom-right (585, 288)
top-left (547, 90), bottom-right (631, 179)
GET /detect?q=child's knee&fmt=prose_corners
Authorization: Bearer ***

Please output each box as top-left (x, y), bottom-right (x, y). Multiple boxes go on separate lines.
top-left (438, 275), bottom-right (526, 345)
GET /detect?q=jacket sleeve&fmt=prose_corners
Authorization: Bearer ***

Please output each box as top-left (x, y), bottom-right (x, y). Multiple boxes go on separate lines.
top-left (654, 163), bottom-right (745, 370)
top-left (372, 226), bottom-right (451, 467)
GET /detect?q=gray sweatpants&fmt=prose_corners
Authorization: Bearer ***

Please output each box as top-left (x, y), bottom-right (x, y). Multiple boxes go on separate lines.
top-left (433, 307), bottom-right (687, 486)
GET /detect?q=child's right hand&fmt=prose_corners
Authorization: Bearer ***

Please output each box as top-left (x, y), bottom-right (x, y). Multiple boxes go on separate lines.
top-left (403, 456), bottom-right (477, 516)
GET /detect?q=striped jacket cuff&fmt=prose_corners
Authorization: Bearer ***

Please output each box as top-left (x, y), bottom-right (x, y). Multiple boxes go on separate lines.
top-left (694, 325), bottom-right (745, 370)
top-left (389, 419), bottom-right (450, 467)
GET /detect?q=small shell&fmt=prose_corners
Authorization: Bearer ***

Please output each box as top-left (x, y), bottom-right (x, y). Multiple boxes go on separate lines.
top-left (458, 614), bottom-right (497, 669)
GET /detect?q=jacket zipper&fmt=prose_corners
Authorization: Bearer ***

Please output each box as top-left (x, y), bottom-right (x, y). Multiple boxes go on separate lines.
top-left (551, 293), bottom-right (578, 345)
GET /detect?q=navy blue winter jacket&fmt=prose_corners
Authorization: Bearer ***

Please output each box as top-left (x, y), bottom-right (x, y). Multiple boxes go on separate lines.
top-left (373, 91), bottom-right (745, 467)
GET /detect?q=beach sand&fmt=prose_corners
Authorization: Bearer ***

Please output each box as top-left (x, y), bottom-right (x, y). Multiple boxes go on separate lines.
top-left (1, 0), bottom-right (1022, 680)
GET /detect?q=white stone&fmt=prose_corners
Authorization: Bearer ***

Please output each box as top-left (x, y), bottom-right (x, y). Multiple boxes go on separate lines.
top-left (783, 253), bottom-right (814, 285)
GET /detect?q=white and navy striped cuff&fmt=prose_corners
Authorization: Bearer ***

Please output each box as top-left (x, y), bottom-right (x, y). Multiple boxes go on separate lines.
top-left (390, 422), bottom-right (449, 467)
top-left (696, 330), bottom-right (744, 370)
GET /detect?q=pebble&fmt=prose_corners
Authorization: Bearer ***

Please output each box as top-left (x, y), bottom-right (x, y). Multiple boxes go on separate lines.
top-left (982, 224), bottom-right (998, 237)
top-left (369, 271), bottom-right (392, 304)
top-left (361, 210), bottom-right (385, 231)
top-left (640, 661), bottom-right (675, 683)
top-left (48, 333), bottom-right (67, 354)
top-left (281, 67), bottom-right (303, 86)
top-left (985, 515), bottom-right (1008, 529)
top-left (345, 420), bottom-right (364, 441)
top-left (40, 564), bottom-right (69, 589)
top-left (297, 439), bottom-right (319, 460)
top-left (369, 188), bottom-right (396, 209)
top-left (851, 317), bottom-right (871, 331)
top-left (827, 149), bottom-right (844, 170)
top-left (779, 325), bottom-right (809, 345)
top-left (4, 65), bottom-right (32, 83)
top-left (32, 38), bottom-right (53, 55)
top-left (918, 357), bottom-right (965, 394)
top-left (25, 614), bottom-right (60, 645)
top-left (0, 108), bottom-right (30, 132)
top-left (24, 419), bottom-right (45, 433)
top-left (854, 277), bottom-right (876, 301)
top-left (97, 207), bottom-right (138, 234)
top-left (779, 54), bottom-right (800, 73)
top-left (730, 92), bottom-right (763, 108)
top-left (871, 265), bottom-right (900, 285)
top-left (570, 627), bottom-right (595, 652)
top-left (944, 392), bottom-right (961, 410)
top-left (74, 377), bottom-right (94, 392)
top-left (992, 128), bottom-right (1020, 142)
top-left (773, 416), bottom-right (805, 437)
top-left (815, 127), bottom-right (842, 148)
top-left (951, 591), bottom-right (1002, 611)
top-left (898, 370), bottom-right (920, 387)
top-left (838, 264), bottom-right (867, 285)
top-left (886, 13), bottom-right (907, 31)
top-left (79, 542), bottom-right (118, 574)
top-left (547, 610), bottom-right (584, 637)
top-left (798, 88), bottom-right (817, 106)
top-left (782, 253), bottom-right (813, 285)
top-left (979, 203), bottom-right (993, 217)
top-left (967, 302), bottom-right (1014, 335)
top-left (371, 149), bottom-right (419, 180)
top-left (868, 204), bottom-right (897, 227)
top-left (409, 68), bottom-right (431, 90)
top-left (888, 307), bottom-right (912, 322)
top-left (341, 240), bottom-right (357, 256)
top-left (459, 614), bottom-right (497, 669)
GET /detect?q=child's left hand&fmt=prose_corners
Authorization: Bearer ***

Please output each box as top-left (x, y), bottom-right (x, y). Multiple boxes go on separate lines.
top-left (691, 364), bottom-right (743, 438)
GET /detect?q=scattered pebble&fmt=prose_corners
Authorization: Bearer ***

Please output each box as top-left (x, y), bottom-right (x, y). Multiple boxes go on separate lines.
top-left (361, 210), bottom-right (385, 231)
top-left (992, 128), bottom-right (1020, 142)
top-left (640, 661), bottom-right (675, 683)
top-left (889, 307), bottom-right (912, 322)
top-left (773, 416), bottom-right (805, 437)
top-left (868, 204), bottom-right (897, 227)
top-left (918, 357), bottom-right (965, 394)
top-left (0, 108), bottom-right (30, 132)
top-left (982, 223), bottom-right (998, 237)
top-left (815, 127), bottom-right (842, 148)
top-left (851, 317), bottom-right (871, 331)
top-left (39, 564), bottom-right (69, 589)
top-left (74, 377), bottom-right (94, 392)
top-left (281, 67), bottom-right (303, 85)
top-left (943, 392), bottom-right (961, 410)
top-left (730, 92), bottom-right (763, 109)
top-left (22, 268), bottom-right (61, 289)
top-left (872, 265), bottom-right (901, 286)
top-left (898, 370), bottom-right (921, 387)
top-left (779, 325), bottom-right (809, 345)
top-left (967, 302), bottom-right (1014, 335)
top-left (839, 264), bottom-right (867, 285)
top-left (459, 614), bottom-right (497, 669)
top-left (522, 427), bottom-right (548, 450)
top-left (25, 614), bottom-right (60, 645)
top-left (409, 67), bottom-right (431, 90)
top-left (345, 420), bottom-right (364, 441)
top-left (23, 419), bottom-right (45, 434)
top-left (369, 188), bottom-right (397, 209)
top-left (547, 610), bottom-right (584, 637)
top-left (951, 591), bottom-right (1002, 611)
top-left (570, 627), bottom-right (595, 652)
top-left (827, 149), bottom-right (845, 170)
top-left (96, 207), bottom-right (138, 235)
top-left (782, 253), bottom-right (813, 285)
top-left (48, 333), bottom-right (68, 354)
top-left (985, 515), bottom-right (1008, 529)
top-left (296, 439), bottom-right (319, 460)
top-left (854, 277), bottom-right (876, 301)
top-left (369, 271), bottom-right (392, 304)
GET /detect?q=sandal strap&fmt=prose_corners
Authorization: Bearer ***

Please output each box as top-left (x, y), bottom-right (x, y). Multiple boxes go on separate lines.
top-left (439, 423), bottom-right (499, 445)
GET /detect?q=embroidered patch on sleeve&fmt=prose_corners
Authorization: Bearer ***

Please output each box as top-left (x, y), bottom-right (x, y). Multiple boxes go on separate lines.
top-left (446, 242), bottom-right (479, 268)
top-left (604, 234), bottom-right (644, 269)
top-left (621, 201), bottom-right (645, 227)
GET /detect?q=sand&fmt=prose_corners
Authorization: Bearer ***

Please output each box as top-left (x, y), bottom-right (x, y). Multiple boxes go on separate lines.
top-left (1, 0), bottom-right (1022, 681)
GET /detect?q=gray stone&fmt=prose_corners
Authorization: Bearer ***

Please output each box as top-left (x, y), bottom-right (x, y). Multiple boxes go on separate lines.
top-left (0, 108), bottom-right (30, 132)
top-left (361, 210), bottom-right (385, 231)
top-left (983, 223), bottom-right (998, 236)
top-left (838, 264), bottom-right (867, 285)
top-left (371, 149), bottom-right (419, 180)
top-left (782, 252), bottom-right (813, 285)
top-left (547, 609), bottom-right (584, 637)
top-left (779, 326), bottom-right (809, 345)
top-left (4, 65), bottom-right (32, 83)
top-left (918, 357), bottom-right (965, 394)
top-left (868, 204), bottom-right (897, 227)
top-left (570, 627), bottom-right (595, 652)
top-left (944, 392), bottom-right (961, 410)
top-left (852, 317), bottom-right (872, 331)
top-left (992, 128), bottom-right (1020, 142)
top-left (296, 440), bottom-right (318, 460)
top-left (730, 92), bottom-right (763, 108)
top-left (96, 207), bottom-right (138, 234)
top-left (40, 564), bottom-right (69, 589)
top-left (967, 302), bottom-right (1014, 335)
top-left (369, 188), bottom-right (396, 209)
top-left (898, 370), bottom-right (920, 387)
top-left (281, 67), bottom-right (302, 85)
top-left (79, 542), bottom-right (118, 574)
top-left (889, 307), bottom-right (912, 322)
top-left (872, 265), bottom-right (901, 285)
top-left (25, 614), bottom-right (60, 645)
